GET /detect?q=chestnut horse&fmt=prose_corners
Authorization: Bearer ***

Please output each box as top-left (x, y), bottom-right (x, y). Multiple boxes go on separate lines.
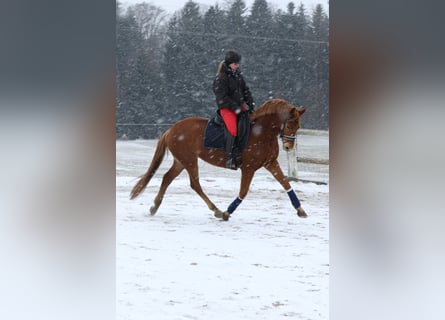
top-left (130, 98), bottom-right (307, 221)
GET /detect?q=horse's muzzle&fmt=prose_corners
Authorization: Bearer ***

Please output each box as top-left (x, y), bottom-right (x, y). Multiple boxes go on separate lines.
top-left (281, 135), bottom-right (296, 151)
top-left (282, 141), bottom-right (294, 151)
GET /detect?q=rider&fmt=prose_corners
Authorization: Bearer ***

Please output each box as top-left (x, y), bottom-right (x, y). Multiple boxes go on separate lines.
top-left (213, 50), bottom-right (256, 170)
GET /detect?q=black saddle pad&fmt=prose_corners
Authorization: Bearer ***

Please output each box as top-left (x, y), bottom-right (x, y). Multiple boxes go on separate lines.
top-left (203, 112), bottom-right (250, 152)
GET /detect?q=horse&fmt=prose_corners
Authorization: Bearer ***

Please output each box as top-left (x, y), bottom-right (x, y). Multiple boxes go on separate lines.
top-left (130, 98), bottom-right (307, 221)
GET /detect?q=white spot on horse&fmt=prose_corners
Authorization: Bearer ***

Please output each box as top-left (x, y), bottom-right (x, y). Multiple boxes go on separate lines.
top-left (177, 134), bottom-right (185, 141)
top-left (252, 125), bottom-right (263, 136)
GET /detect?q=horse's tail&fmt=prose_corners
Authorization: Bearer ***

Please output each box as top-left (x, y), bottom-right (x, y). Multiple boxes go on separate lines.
top-left (130, 130), bottom-right (169, 200)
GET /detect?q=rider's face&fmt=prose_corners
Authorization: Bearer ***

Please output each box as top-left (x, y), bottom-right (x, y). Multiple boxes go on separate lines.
top-left (229, 62), bottom-right (239, 71)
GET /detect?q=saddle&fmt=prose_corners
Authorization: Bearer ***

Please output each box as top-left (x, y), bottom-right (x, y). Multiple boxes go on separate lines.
top-left (203, 111), bottom-right (250, 153)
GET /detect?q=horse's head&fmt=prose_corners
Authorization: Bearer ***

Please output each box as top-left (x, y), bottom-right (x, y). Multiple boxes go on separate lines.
top-left (280, 106), bottom-right (307, 151)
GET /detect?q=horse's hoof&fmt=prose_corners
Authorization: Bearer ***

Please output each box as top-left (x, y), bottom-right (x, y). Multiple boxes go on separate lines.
top-left (297, 207), bottom-right (308, 218)
top-left (150, 206), bottom-right (158, 216)
top-left (222, 211), bottom-right (230, 221)
top-left (214, 210), bottom-right (223, 218)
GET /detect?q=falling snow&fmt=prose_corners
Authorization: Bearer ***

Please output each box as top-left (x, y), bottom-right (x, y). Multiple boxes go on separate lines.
top-left (116, 132), bottom-right (328, 320)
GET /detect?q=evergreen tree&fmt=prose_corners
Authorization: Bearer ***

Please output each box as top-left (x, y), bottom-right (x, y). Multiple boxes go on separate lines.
top-left (224, 0), bottom-right (248, 51)
top-left (246, 0), bottom-right (275, 104)
top-left (226, 0), bottom-right (247, 34)
top-left (295, 2), bottom-right (310, 102)
top-left (162, 1), bottom-right (207, 120)
top-left (116, 1), bottom-right (329, 138)
top-left (304, 4), bottom-right (329, 130)
top-left (247, 0), bottom-right (273, 37)
top-left (116, 7), bottom-right (146, 139)
top-left (202, 5), bottom-right (227, 115)
top-left (272, 2), bottom-right (301, 101)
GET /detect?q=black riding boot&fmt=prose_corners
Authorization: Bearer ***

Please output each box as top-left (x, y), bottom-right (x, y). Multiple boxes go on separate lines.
top-left (225, 134), bottom-right (237, 170)
top-left (235, 152), bottom-right (242, 168)
top-left (233, 136), bottom-right (242, 168)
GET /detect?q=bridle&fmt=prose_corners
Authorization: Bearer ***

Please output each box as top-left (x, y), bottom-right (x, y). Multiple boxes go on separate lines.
top-left (279, 116), bottom-right (297, 142)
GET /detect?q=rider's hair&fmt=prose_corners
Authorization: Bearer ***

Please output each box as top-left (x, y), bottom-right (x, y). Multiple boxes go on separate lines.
top-left (216, 60), bottom-right (225, 76)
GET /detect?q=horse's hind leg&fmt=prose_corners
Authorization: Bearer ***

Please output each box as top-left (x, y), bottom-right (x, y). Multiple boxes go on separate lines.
top-left (150, 159), bottom-right (184, 215)
top-left (184, 163), bottom-right (223, 218)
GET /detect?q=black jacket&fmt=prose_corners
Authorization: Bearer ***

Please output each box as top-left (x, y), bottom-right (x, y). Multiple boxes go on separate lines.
top-left (213, 63), bottom-right (254, 112)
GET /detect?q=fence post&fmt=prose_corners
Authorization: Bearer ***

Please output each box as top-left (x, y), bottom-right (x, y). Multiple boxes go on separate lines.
top-left (287, 136), bottom-right (298, 178)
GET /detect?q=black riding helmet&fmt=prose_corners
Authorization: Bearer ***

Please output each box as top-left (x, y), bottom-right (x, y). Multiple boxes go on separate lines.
top-left (224, 50), bottom-right (241, 65)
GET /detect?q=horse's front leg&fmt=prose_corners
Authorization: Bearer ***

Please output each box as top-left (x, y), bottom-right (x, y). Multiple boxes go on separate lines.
top-left (264, 160), bottom-right (307, 218)
top-left (221, 169), bottom-right (255, 221)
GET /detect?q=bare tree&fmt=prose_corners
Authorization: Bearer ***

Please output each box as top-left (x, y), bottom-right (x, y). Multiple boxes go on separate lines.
top-left (127, 2), bottom-right (168, 40)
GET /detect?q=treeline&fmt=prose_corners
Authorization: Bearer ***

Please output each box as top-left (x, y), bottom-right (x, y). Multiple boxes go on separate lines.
top-left (116, 0), bottom-right (329, 139)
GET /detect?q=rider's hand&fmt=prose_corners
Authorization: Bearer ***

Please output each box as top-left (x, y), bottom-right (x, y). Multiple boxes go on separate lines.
top-left (240, 104), bottom-right (249, 112)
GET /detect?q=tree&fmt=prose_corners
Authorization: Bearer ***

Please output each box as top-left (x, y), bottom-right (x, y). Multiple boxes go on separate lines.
top-left (202, 6), bottom-right (227, 115)
top-left (223, 0), bottom-right (248, 51)
top-left (272, 2), bottom-right (302, 101)
top-left (116, 9), bottom-right (145, 138)
top-left (116, 2), bottom-right (167, 139)
top-left (162, 1), bottom-right (206, 120)
top-left (304, 4), bottom-right (329, 129)
top-left (247, 0), bottom-right (273, 37)
top-left (245, 0), bottom-right (275, 104)
top-left (116, 1), bottom-right (330, 138)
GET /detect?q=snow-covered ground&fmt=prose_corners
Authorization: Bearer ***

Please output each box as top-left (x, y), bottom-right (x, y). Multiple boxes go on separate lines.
top-left (116, 133), bottom-right (329, 320)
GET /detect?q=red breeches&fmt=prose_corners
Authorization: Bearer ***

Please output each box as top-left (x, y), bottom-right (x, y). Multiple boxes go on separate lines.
top-left (219, 108), bottom-right (237, 137)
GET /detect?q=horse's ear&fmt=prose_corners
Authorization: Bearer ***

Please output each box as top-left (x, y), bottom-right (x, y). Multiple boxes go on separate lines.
top-left (296, 106), bottom-right (307, 116)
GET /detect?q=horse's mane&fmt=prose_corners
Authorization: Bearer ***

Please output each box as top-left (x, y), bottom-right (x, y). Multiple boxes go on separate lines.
top-left (250, 99), bottom-right (294, 121)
